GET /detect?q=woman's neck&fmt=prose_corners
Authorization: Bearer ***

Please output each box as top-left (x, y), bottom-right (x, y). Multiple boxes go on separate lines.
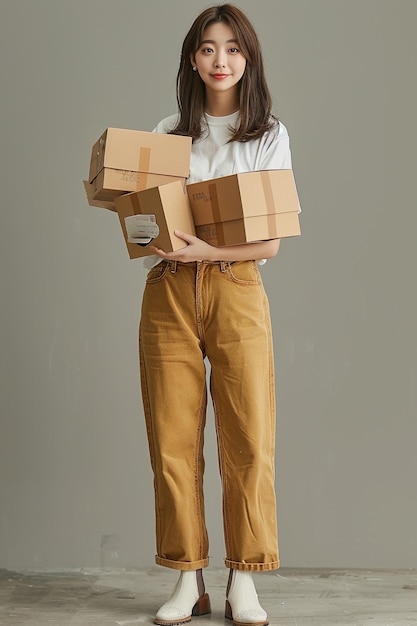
top-left (204, 91), bottom-right (239, 117)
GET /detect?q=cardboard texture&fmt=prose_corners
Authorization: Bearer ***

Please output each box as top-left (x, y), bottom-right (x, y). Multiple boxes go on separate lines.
top-left (88, 128), bottom-right (192, 201)
top-left (91, 169), bottom-right (184, 202)
top-left (195, 212), bottom-right (301, 246)
top-left (83, 180), bottom-right (116, 211)
top-left (187, 169), bottom-right (301, 245)
top-left (115, 181), bottom-right (196, 260)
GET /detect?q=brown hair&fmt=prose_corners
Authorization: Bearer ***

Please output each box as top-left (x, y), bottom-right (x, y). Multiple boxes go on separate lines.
top-left (170, 4), bottom-right (276, 143)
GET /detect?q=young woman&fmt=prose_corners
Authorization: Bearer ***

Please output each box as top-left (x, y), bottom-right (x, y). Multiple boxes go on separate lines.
top-left (140, 5), bottom-right (295, 625)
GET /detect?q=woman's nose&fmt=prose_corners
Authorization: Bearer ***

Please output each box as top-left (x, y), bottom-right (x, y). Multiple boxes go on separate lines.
top-left (214, 54), bottom-right (226, 68)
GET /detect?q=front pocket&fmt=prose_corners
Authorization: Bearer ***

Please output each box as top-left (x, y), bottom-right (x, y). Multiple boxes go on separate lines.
top-left (145, 261), bottom-right (170, 284)
top-left (226, 261), bottom-right (260, 285)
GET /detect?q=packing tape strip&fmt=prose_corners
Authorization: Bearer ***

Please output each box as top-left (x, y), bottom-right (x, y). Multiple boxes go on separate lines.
top-left (208, 183), bottom-right (221, 224)
top-left (216, 221), bottom-right (227, 246)
top-left (260, 171), bottom-right (277, 215)
top-left (267, 213), bottom-right (279, 238)
top-left (136, 147), bottom-right (151, 190)
top-left (130, 190), bottom-right (142, 215)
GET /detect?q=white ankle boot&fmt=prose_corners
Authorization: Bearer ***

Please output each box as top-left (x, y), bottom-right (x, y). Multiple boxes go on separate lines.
top-left (154, 569), bottom-right (211, 625)
top-left (225, 570), bottom-right (268, 626)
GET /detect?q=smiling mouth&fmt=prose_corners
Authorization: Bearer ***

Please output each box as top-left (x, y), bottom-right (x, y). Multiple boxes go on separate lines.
top-left (211, 74), bottom-right (230, 79)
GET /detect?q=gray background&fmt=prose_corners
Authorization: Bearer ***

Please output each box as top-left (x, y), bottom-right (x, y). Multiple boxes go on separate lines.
top-left (1, 0), bottom-right (416, 570)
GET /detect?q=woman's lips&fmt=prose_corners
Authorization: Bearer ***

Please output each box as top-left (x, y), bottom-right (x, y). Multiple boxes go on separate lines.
top-left (211, 74), bottom-right (229, 79)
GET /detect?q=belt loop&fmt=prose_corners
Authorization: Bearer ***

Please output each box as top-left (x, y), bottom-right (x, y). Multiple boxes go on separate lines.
top-left (170, 260), bottom-right (178, 273)
top-left (220, 261), bottom-right (227, 272)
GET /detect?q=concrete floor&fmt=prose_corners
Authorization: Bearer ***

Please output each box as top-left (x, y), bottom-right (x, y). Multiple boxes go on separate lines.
top-left (0, 567), bottom-right (416, 626)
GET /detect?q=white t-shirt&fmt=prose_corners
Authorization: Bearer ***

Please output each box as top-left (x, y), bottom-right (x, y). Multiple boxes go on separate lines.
top-left (144, 111), bottom-right (294, 268)
top-left (154, 110), bottom-right (292, 181)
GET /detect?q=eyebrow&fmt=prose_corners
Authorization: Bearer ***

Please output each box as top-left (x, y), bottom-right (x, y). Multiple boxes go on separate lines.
top-left (199, 39), bottom-right (238, 45)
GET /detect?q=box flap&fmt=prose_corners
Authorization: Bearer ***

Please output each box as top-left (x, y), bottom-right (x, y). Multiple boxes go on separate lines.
top-left (195, 211), bottom-right (301, 246)
top-left (82, 179), bottom-right (116, 212)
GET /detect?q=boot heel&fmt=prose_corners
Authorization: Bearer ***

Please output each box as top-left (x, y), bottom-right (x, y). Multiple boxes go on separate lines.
top-left (192, 593), bottom-right (211, 616)
top-left (225, 599), bottom-right (233, 621)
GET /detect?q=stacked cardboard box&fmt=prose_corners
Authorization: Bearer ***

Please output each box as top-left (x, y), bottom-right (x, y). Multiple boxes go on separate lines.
top-left (87, 128), bottom-right (192, 205)
top-left (186, 169), bottom-right (300, 246)
top-left (115, 182), bottom-right (196, 260)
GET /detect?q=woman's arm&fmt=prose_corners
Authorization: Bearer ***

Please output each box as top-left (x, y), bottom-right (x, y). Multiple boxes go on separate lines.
top-left (150, 230), bottom-right (280, 263)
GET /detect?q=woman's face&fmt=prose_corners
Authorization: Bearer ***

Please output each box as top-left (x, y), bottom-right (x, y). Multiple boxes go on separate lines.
top-left (191, 22), bottom-right (246, 98)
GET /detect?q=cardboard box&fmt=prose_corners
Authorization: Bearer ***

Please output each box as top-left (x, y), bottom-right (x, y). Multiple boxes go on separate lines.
top-left (115, 180), bottom-right (196, 260)
top-left (187, 169), bottom-right (301, 245)
top-left (83, 180), bottom-right (116, 211)
top-left (89, 128), bottom-right (192, 201)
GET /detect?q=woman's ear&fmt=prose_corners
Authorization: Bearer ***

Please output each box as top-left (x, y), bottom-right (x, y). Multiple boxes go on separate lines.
top-left (189, 54), bottom-right (196, 70)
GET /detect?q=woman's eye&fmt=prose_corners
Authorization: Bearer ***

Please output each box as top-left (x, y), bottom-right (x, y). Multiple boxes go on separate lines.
top-left (229, 48), bottom-right (240, 53)
top-left (202, 47), bottom-right (214, 54)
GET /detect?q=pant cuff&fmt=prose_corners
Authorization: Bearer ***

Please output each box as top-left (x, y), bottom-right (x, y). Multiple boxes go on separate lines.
top-left (224, 558), bottom-right (280, 571)
top-left (156, 556), bottom-right (209, 571)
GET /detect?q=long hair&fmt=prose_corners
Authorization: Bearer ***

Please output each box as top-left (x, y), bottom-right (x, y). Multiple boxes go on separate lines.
top-left (170, 4), bottom-right (276, 143)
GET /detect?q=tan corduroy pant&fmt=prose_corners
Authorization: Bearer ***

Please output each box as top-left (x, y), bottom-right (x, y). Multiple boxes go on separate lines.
top-left (139, 260), bottom-right (279, 571)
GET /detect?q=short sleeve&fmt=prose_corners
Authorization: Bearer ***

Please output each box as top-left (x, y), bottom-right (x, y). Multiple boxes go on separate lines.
top-left (258, 121), bottom-right (292, 170)
top-left (152, 114), bottom-right (179, 134)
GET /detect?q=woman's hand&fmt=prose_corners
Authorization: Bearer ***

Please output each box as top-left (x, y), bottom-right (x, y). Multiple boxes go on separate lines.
top-left (150, 230), bottom-right (215, 262)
